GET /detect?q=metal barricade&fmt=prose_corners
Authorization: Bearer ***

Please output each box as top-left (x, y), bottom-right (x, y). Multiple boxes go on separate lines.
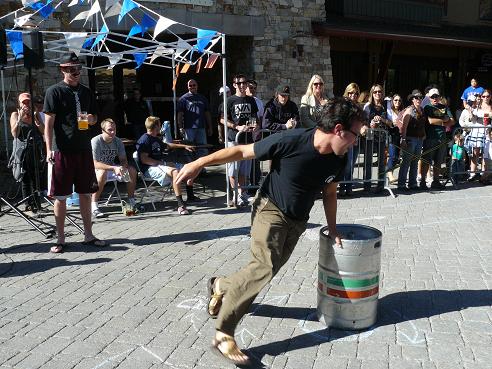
top-left (339, 128), bottom-right (395, 197)
top-left (448, 125), bottom-right (492, 188)
top-left (226, 127), bottom-right (278, 207)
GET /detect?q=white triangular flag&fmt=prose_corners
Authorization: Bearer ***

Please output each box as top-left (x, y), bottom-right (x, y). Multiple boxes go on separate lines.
top-left (150, 45), bottom-right (174, 63)
top-left (68, 0), bottom-right (78, 6)
top-left (14, 14), bottom-right (32, 28)
top-left (105, 0), bottom-right (118, 11)
top-left (175, 38), bottom-right (192, 58)
top-left (153, 16), bottom-right (176, 39)
top-left (105, 2), bottom-right (122, 18)
top-left (70, 10), bottom-right (89, 23)
top-left (63, 32), bottom-right (88, 55)
top-left (107, 53), bottom-right (123, 69)
top-left (86, 0), bottom-right (101, 18)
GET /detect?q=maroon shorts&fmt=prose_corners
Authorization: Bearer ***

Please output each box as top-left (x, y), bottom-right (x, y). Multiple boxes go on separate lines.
top-left (48, 150), bottom-right (98, 197)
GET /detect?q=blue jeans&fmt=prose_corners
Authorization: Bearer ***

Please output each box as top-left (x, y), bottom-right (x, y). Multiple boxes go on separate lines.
top-left (340, 145), bottom-right (359, 193)
top-left (184, 128), bottom-right (208, 159)
top-left (397, 137), bottom-right (423, 188)
top-left (386, 143), bottom-right (399, 171)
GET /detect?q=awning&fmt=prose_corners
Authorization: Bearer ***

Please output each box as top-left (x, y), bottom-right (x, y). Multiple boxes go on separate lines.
top-left (312, 19), bottom-right (492, 49)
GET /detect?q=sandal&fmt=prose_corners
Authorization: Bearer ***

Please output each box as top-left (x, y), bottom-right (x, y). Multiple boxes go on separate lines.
top-left (82, 238), bottom-right (108, 247)
top-left (211, 336), bottom-right (251, 367)
top-left (50, 244), bottom-right (64, 254)
top-left (177, 206), bottom-right (190, 215)
top-left (207, 277), bottom-right (223, 319)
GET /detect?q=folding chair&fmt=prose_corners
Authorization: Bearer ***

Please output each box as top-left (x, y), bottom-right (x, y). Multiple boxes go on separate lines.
top-left (103, 174), bottom-right (123, 207)
top-left (132, 151), bottom-right (158, 210)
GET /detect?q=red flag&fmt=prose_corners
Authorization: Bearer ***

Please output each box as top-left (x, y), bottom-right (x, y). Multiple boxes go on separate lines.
top-left (204, 53), bottom-right (219, 69)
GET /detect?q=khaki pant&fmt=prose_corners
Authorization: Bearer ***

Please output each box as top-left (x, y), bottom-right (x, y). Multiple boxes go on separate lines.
top-left (216, 194), bottom-right (307, 336)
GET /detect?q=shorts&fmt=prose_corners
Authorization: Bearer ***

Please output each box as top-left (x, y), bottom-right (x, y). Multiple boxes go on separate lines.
top-left (144, 165), bottom-right (173, 186)
top-left (226, 141), bottom-right (252, 177)
top-left (48, 150), bottom-right (98, 197)
top-left (422, 138), bottom-right (446, 167)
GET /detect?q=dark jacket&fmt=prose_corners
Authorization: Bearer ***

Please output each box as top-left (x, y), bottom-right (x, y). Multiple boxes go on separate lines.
top-left (262, 98), bottom-right (300, 131)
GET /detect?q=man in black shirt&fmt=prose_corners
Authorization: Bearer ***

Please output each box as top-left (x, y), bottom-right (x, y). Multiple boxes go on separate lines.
top-left (44, 53), bottom-right (106, 253)
top-left (176, 97), bottom-right (365, 366)
top-left (220, 74), bottom-right (258, 206)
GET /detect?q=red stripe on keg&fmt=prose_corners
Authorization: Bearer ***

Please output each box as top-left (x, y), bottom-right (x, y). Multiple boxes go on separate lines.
top-left (327, 286), bottom-right (379, 299)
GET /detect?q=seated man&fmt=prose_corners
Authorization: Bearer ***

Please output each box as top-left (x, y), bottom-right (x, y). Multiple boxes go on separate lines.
top-left (136, 116), bottom-right (203, 215)
top-left (91, 118), bottom-right (138, 218)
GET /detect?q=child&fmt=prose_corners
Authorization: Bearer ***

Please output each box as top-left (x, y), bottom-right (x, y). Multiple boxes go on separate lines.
top-left (451, 132), bottom-right (466, 183)
top-left (481, 128), bottom-right (492, 185)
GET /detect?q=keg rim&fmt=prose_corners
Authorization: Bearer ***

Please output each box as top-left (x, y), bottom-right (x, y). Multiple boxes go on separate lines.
top-left (320, 224), bottom-right (382, 241)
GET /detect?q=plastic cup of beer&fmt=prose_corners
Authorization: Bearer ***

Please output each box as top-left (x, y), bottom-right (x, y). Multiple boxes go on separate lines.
top-left (484, 113), bottom-right (490, 126)
top-left (78, 111), bottom-right (89, 130)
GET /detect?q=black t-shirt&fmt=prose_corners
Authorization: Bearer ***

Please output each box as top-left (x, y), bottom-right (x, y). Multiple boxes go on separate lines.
top-left (225, 95), bottom-right (258, 142)
top-left (44, 81), bottom-right (97, 152)
top-left (254, 128), bottom-right (347, 221)
top-left (136, 133), bottom-right (169, 172)
top-left (423, 103), bottom-right (451, 140)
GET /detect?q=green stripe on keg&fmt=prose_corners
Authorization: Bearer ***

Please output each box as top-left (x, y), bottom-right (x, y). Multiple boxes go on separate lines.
top-left (325, 275), bottom-right (379, 288)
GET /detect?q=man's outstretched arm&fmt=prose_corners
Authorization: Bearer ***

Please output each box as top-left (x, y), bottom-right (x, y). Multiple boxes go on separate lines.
top-left (176, 143), bottom-right (256, 185)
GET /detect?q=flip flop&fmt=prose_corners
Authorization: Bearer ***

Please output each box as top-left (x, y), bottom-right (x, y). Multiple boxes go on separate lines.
top-left (210, 336), bottom-right (251, 367)
top-left (50, 244), bottom-right (64, 254)
top-left (82, 238), bottom-right (108, 247)
top-left (207, 277), bottom-right (223, 319)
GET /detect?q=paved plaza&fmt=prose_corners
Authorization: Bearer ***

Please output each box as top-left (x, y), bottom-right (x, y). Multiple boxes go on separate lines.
top-left (0, 167), bottom-right (491, 369)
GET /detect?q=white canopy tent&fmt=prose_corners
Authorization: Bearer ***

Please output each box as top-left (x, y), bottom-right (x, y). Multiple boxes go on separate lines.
top-left (1, 0), bottom-right (229, 160)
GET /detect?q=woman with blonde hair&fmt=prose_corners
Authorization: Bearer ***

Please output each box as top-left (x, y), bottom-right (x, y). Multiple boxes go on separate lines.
top-left (300, 74), bottom-right (328, 128)
top-left (339, 82), bottom-right (362, 196)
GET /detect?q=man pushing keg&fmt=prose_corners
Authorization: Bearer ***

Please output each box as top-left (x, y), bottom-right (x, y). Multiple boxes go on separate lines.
top-left (176, 96), bottom-right (365, 366)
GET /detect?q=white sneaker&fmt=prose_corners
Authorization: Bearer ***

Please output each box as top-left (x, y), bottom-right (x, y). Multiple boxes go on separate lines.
top-left (92, 208), bottom-right (105, 218)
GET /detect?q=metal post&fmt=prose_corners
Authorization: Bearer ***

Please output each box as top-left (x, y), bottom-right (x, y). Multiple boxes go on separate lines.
top-left (1, 69), bottom-right (8, 158)
top-left (221, 33), bottom-right (230, 206)
top-left (172, 55), bottom-right (177, 139)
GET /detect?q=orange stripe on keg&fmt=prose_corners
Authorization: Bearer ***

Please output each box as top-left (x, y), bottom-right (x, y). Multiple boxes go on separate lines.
top-left (327, 286), bottom-right (379, 299)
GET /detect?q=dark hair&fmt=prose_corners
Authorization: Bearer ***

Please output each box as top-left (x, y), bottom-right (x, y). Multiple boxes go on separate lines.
top-left (247, 79), bottom-right (257, 87)
top-left (233, 74), bottom-right (247, 83)
top-left (317, 97), bottom-right (365, 133)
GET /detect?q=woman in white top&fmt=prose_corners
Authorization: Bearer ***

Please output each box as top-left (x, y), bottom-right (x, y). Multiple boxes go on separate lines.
top-left (300, 75), bottom-right (328, 128)
top-left (461, 90), bottom-right (490, 181)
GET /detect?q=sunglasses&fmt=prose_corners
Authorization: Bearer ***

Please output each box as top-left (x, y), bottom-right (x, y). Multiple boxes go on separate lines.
top-left (373, 90), bottom-right (383, 94)
top-left (482, 94), bottom-right (491, 98)
top-left (430, 94), bottom-right (440, 99)
top-left (393, 99), bottom-right (401, 102)
top-left (63, 65), bottom-right (82, 74)
top-left (188, 84), bottom-right (197, 87)
top-left (235, 81), bottom-right (247, 85)
top-left (344, 128), bottom-right (360, 139)
top-left (348, 91), bottom-right (359, 95)
top-left (313, 82), bottom-right (324, 86)
top-left (413, 96), bottom-right (423, 100)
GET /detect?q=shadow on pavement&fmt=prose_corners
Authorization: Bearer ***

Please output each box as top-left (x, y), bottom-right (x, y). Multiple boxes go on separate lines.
top-left (247, 289), bottom-right (492, 362)
top-left (0, 257), bottom-right (112, 278)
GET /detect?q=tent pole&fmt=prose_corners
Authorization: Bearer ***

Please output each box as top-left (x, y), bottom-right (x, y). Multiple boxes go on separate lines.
top-left (1, 69), bottom-right (9, 158)
top-left (221, 33), bottom-right (230, 207)
top-left (172, 55), bottom-right (177, 140)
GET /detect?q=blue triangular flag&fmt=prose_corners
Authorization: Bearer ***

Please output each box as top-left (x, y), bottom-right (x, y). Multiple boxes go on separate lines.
top-left (28, 2), bottom-right (45, 11)
top-left (39, 3), bottom-right (55, 19)
top-left (196, 29), bottom-right (217, 52)
top-left (133, 53), bottom-right (147, 69)
top-left (126, 24), bottom-right (142, 40)
top-left (141, 13), bottom-right (157, 35)
top-left (92, 24), bottom-right (109, 49)
top-left (6, 30), bottom-right (23, 59)
top-left (119, 0), bottom-right (139, 24)
top-left (82, 36), bottom-right (96, 49)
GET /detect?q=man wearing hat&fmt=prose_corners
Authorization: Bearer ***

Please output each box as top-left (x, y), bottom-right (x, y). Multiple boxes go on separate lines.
top-left (43, 52), bottom-right (106, 253)
top-left (421, 88), bottom-right (455, 190)
top-left (262, 85), bottom-right (300, 132)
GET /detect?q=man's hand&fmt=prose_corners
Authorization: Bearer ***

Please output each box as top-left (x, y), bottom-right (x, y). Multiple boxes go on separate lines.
top-left (176, 160), bottom-right (202, 186)
top-left (329, 228), bottom-right (343, 247)
top-left (88, 114), bottom-right (96, 125)
top-left (237, 124), bottom-right (250, 132)
top-left (46, 149), bottom-right (54, 164)
top-left (184, 145), bottom-right (195, 152)
top-left (114, 166), bottom-right (123, 176)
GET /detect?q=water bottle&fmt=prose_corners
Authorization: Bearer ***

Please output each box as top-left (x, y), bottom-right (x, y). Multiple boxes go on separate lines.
top-left (162, 120), bottom-right (173, 143)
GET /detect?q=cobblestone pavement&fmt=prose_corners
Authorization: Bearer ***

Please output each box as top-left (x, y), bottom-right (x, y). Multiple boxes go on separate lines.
top-left (0, 166), bottom-right (491, 369)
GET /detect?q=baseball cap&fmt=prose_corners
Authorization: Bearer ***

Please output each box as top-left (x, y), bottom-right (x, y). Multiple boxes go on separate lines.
top-left (467, 94), bottom-right (476, 103)
top-left (219, 86), bottom-right (230, 95)
top-left (428, 88), bottom-right (440, 98)
top-left (275, 85), bottom-right (290, 96)
top-left (18, 92), bottom-right (31, 104)
top-left (59, 52), bottom-right (82, 66)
